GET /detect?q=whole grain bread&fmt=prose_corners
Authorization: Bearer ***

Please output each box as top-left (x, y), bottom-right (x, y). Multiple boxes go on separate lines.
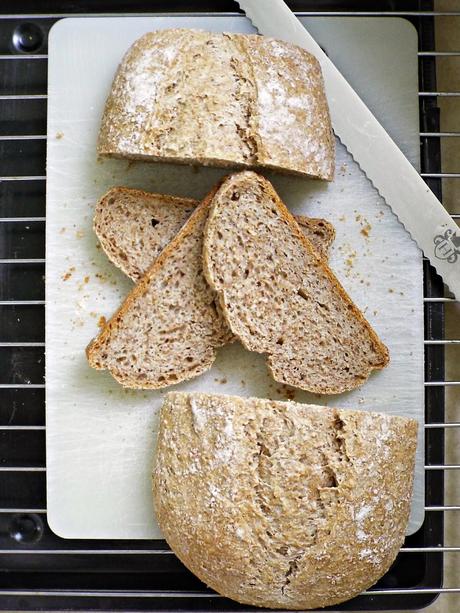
top-left (98, 29), bottom-right (334, 180)
top-left (94, 187), bottom-right (196, 282)
top-left (86, 189), bottom-right (230, 388)
top-left (153, 392), bottom-right (418, 610)
top-left (94, 186), bottom-right (336, 282)
top-left (203, 171), bottom-right (390, 394)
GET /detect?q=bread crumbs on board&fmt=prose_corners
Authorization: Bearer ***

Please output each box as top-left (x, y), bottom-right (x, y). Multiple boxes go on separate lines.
top-left (55, 131), bottom-right (64, 140)
top-left (62, 266), bottom-right (75, 281)
top-left (98, 316), bottom-right (107, 328)
top-left (95, 272), bottom-right (108, 283)
top-left (360, 223), bottom-right (371, 238)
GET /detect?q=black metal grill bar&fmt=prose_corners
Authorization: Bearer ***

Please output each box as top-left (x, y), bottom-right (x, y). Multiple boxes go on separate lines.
top-left (0, 94), bottom-right (47, 100)
top-left (0, 10), bottom-right (457, 17)
top-left (2, 339), bottom-right (458, 345)
top-left (1, 464), bottom-right (459, 471)
top-left (0, 384), bottom-right (45, 388)
top-left (0, 259), bottom-right (45, 264)
top-left (3, 132), bottom-right (460, 140)
top-left (0, 588), bottom-right (458, 597)
top-left (0, 504), bottom-right (457, 513)
top-left (0, 176), bottom-right (45, 181)
top-left (1, 422), bottom-right (458, 429)
top-left (0, 136), bottom-right (47, 141)
top-left (419, 92), bottom-right (460, 96)
top-left (0, 546), bottom-right (457, 554)
top-left (0, 301), bottom-right (45, 305)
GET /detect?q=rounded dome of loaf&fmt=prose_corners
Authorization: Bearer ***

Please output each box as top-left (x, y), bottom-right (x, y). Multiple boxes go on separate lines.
top-left (153, 392), bottom-right (417, 610)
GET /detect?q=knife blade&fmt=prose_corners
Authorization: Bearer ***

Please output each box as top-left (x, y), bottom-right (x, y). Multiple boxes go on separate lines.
top-left (237, 0), bottom-right (460, 298)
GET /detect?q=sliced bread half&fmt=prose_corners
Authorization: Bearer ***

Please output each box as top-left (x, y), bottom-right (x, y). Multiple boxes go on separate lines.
top-left (98, 30), bottom-right (334, 180)
top-left (95, 187), bottom-right (336, 282)
top-left (87, 188), bottom-right (229, 388)
top-left (203, 171), bottom-right (390, 394)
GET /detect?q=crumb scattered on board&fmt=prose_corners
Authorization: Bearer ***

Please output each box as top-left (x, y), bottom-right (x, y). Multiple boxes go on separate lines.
top-left (62, 266), bottom-right (75, 281)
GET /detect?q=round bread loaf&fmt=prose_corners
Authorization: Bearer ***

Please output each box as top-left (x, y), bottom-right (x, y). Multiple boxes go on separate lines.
top-left (153, 392), bottom-right (417, 610)
top-left (98, 29), bottom-right (335, 180)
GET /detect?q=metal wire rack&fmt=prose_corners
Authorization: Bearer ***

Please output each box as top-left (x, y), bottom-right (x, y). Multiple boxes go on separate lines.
top-left (0, 1), bottom-right (458, 611)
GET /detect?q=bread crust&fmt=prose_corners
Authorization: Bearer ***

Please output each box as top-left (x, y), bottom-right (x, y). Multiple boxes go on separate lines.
top-left (94, 186), bottom-right (336, 282)
top-left (203, 171), bottom-right (390, 394)
top-left (94, 186), bottom-right (197, 281)
top-left (98, 29), bottom-right (335, 181)
top-left (86, 184), bottom-right (226, 388)
top-left (153, 392), bottom-right (418, 610)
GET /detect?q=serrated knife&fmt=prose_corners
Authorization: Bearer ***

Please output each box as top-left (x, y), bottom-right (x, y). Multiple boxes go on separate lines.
top-left (237, 0), bottom-right (460, 298)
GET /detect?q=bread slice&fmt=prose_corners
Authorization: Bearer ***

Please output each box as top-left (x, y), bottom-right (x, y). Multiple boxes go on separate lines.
top-left (153, 392), bottom-right (418, 610)
top-left (203, 171), bottom-right (389, 394)
top-left (94, 187), bottom-right (336, 282)
top-left (98, 29), bottom-right (334, 180)
top-left (86, 190), bottom-right (229, 388)
top-left (94, 187), bottom-right (196, 282)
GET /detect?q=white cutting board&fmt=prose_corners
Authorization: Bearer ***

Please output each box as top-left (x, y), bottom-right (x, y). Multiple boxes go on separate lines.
top-left (46, 16), bottom-right (424, 538)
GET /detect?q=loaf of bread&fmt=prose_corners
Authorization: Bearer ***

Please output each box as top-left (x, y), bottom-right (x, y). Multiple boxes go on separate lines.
top-left (153, 392), bottom-right (418, 610)
top-left (94, 186), bottom-right (336, 282)
top-left (98, 29), bottom-right (335, 180)
top-left (86, 191), bottom-right (231, 388)
top-left (203, 171), bottom-right (389, 394)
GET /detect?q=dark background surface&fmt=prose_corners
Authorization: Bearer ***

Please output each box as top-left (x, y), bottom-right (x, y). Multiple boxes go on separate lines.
top-left (0, 1), bottom-right (445, 611)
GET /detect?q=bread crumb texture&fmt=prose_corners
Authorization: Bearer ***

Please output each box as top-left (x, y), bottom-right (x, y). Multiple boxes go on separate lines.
top-left (93, 186), bottom-right (336, 283)
top-left (98, 29), bottom-right (334, 180)
top-left (94, 187), bottom-right (197, 282)
top-left (86, 196), bottom-right (231, 388)
top-left (153, 392), bottom-right (418, 610)
top-left (203, 171), bottom-right (389, 394)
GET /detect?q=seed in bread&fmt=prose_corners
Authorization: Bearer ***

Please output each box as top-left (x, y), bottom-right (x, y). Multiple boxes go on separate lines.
top-left (98, 29), bottom-right (335, 180)
top-left (203, 171), bottom-right (390, 394)
top-left (86, 191), bottom-right (230, 388)
top-left (94, 186), bottom-right (336, 282)
top-left (153, 392), bottom-right (418, 610)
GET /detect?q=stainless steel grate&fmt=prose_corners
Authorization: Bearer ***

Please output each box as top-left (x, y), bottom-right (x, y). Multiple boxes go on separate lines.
top-left (0, 2), bottom-right (458, 611)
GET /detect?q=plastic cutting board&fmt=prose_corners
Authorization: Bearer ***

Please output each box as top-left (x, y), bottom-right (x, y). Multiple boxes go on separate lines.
top-left (46, 16), bottom-right (424, 538)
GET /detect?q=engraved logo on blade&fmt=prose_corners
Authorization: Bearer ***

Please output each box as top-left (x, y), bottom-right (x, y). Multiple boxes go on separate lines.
top-left (434, 229), bottom-right (460, 264)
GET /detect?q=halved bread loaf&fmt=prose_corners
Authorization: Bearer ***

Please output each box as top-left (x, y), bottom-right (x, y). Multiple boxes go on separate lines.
top-left (153, 392), bottom-right (417, 610)
top-left (203, 171), bottom-right (390, 394)
top-left (98, 29), bottom-right (334, 180)
top-left (94, 186), bottom-right (336, 282)
top-left (86, 190), bottom-right (229, 388)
